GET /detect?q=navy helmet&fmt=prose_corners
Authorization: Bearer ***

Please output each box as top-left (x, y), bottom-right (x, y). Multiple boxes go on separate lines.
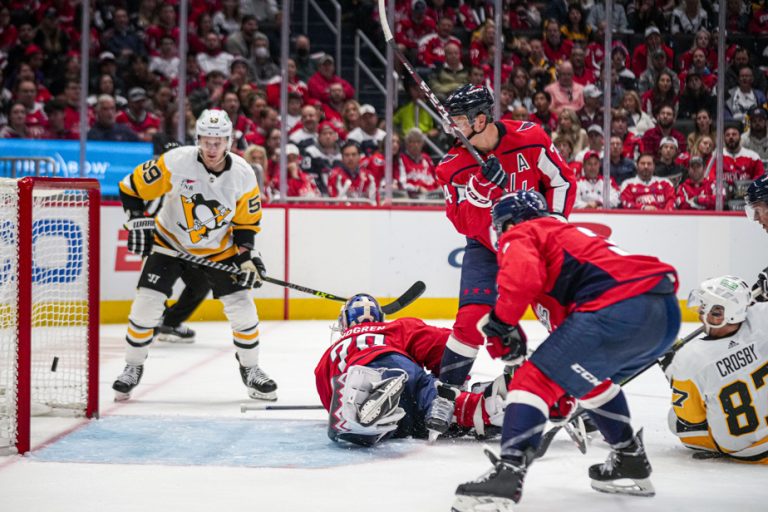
top-left (747, 174), bottom-right (768, 206)
top-left (491, 190), bottom-right (548, 235)
top-left (339, 293), bottom-right (384, 330)
top-left (445, 84), bottom-right (494, 125)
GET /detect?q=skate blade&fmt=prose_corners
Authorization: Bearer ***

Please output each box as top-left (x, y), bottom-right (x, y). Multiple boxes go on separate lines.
top-left (451, 495), bottom-right (515, 512)
top-left (248, 389), bottom-right (278, 401)
top-left (591, 477), bottom-right (655, 497)
top-left (114, 391), bottom-right (132, 402)
top-left (563, 415), bottom-right (588, 454)
top-left (156, 334), bottom-right (195, 344)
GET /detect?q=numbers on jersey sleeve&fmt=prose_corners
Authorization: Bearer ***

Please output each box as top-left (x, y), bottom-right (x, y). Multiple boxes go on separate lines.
top-left (329, 333), bottom-right (386, 373)
top-left (718, 361), bottom-right (768, 436)
top-left (141, 160), bottom-right (162, 184)
top-left (247, 196), bottom-right (261, 214)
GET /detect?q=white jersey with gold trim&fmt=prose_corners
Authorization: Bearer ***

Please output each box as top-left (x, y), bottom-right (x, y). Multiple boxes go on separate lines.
top-left (666, 302), bottom-right (768, 462)
top-left (119, 146), bottom-right (262, 260)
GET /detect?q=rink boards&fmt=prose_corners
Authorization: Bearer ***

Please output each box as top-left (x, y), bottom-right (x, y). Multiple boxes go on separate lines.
top-left (98, 205), bottom-right (768, 322)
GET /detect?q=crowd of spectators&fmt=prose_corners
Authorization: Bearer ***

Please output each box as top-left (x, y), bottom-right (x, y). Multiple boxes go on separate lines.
top-left (0, 0), bottom-right (767, 208)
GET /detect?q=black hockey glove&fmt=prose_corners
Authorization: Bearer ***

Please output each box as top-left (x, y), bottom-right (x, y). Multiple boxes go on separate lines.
top-left (124, 215), bottom-right (155, 257)
top-left (480, 155), bottom-right (508, 189)
top-left (234, 252), bottom-right (266, 289)
top-left (752, 267), bottom-right (768, 302)
top-left (478, 310), bottom-right (527, 362)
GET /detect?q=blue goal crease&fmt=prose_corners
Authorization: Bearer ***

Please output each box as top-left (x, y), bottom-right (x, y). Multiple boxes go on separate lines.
top-left (30, 416), bottom-right (415, 468)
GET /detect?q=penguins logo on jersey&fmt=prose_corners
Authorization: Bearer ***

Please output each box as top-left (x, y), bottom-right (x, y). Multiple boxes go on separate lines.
top-left (178, 194), bottom-right (232, 243)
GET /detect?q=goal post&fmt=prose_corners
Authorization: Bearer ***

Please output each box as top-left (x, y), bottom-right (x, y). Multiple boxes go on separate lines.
top-left (0, 177), bottom-right (100, 454)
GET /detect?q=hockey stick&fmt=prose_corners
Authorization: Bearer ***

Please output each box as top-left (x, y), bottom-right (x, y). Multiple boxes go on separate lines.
top-left (150, 246), bottom-right (425, 314)
top-left (240, 403), bottom-right (324, 413)
top-left (377, 0), bottom-right (484, 167)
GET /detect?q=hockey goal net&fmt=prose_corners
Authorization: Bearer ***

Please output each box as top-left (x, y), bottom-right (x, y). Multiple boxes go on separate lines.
top-left (0, 177), bottom-right (100, 454)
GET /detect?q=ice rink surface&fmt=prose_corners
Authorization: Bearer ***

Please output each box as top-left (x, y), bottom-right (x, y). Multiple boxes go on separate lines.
top-left (1, 319), bottom-right (766, 512)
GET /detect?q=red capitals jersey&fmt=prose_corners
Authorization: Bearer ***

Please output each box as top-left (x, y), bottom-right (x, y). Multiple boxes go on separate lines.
top-left (115, 110), bottom-right (161, 136)
top-left (619, 176), bottom-right (676, 210)
top-left (495, 217), bottom-right (678, 331)
top-left (713, 147), bottom-right (765, 185)
top-left (314, 318), bottom-right (450, 410)
top-left (395, 17), bottom-right (436, 50)
top-left (328, 165), bottom-right (377, 200)
top-left (676, 177), bottom-right (719, 210)
top-left (435, 120), bottom-right (576, 252)
top-left (418, 33), bottom-right (462, 68)
top-left (398, 151), bottom-right (438, 192)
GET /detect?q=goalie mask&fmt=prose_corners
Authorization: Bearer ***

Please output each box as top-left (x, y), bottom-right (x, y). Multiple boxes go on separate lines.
top-left (687, 275), bottom-right (751, 333)
top-left (328, 365), bottom-right (407, 447)
top-left (338, 293), bottom-right (384, 331)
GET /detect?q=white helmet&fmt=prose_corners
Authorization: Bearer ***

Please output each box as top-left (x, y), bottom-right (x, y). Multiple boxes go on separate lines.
top-left (687, 275), bottom-right (751, 332)
top-left (195, 109), bottom-right (233, 149)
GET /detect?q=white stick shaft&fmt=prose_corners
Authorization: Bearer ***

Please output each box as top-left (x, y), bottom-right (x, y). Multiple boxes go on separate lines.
top-left (240, 403), bottom-right (324, 412)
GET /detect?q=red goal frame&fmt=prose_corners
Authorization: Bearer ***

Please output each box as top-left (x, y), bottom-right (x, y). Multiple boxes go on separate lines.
top-left (14, 177), bottom-right (100, 454)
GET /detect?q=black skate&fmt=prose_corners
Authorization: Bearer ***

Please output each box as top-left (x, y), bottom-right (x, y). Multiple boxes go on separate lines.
top-left (425, 382), bottom-right (461, 441)
top-left (112, 364), bottom-right (144, 401)
top-left (589, 428), bottom-right (655, 497)
top-left (156, 323), bottom-right (196, 343)
top-left (452, 448), bottom-right (527, 512)
top-left (238, 360), bottom-right (278, 401)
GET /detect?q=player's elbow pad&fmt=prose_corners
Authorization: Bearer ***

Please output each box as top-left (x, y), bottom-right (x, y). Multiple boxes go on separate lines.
top-left (233, 229), bottom-right (255, 250)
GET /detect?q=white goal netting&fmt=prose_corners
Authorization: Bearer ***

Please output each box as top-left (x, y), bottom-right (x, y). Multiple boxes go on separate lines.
top-left (0, 178), bottom-right (97, 453)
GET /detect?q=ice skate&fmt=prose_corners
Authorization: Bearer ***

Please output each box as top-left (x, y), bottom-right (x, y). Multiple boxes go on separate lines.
top-left (452, 448), bottom-right (527, 512)
top-left (589, 429), bottom-right (655, 497)
top-left (425, 382), bottom-right (461, 442)
top-left (239, 362), bottom-right (278, 401)
top-left (156, 323), bottom-right (196, 343)
top-left (112, 364), bottom-right (144, 401)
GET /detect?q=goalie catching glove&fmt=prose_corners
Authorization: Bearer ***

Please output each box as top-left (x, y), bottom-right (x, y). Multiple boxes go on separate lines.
top-left (477, 310), bottom-right (527, 364)
top-left (234, 251), bottom-right (266, 288)
top-left (124, 215), bottom-right (155, 256)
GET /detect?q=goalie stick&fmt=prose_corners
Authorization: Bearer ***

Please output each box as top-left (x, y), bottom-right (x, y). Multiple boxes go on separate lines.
top-left (377, 0), bottom-right (485, 167)
top-left (151, 246), bottom-right (425, 315)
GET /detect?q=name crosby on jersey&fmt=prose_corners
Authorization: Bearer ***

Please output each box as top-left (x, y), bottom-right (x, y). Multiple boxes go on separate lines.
top-left (715, 343), bottom-right (759, 378)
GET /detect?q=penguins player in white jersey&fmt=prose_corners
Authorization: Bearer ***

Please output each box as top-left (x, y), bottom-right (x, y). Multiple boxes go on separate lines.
top-left (665, 275), bottom-right (768, 463)
top-left (113, 109), bottom-right (278, 402)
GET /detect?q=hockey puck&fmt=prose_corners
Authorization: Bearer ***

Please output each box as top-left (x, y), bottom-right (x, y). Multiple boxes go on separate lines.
top-left (51, 357), bottom-right (59, 372)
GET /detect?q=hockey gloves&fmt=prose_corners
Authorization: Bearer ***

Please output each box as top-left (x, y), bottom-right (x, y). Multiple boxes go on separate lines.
top-left (477, 310), bottom-right (527, 364)
top-left (235, 252), bottom-right (266, 289)
top-left (124, 216), bottom-right (155, 257)
top-left (480, 155), bottom-right (508, 189)
top-left (752, 267), bottom-right (768, 302)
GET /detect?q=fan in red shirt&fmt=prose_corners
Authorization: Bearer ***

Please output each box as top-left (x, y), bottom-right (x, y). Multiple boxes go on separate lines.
top-left (395, 0), bottom-right (436, 52)
top-left (619, 153), bottom-right (676, 210)
top-left (676, 155), bottom-right (718, 209)
top-left (427, 84), bottom-right (575, 438)
top-left (328, 140), bottom-right (377, 201)
top-left (715, 125), bottom-right (766, 188)
top-left (453, 190), bottom-right (680, 510)
top-left (115, 88), bottom-right (161, 141)
top-left (417, 16), bottom-right (462, 68)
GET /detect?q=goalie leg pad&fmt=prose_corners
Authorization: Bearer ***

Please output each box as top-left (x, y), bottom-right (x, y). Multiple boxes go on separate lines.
top-left (328, 366), bottom-right (407, 447)
top-left (125, 287), bottom-right (167, 364)
top-left (220, 290), bottom-right (261, 366)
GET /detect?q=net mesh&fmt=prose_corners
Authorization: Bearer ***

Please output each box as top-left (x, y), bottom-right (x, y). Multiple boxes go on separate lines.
top-left (0, 180), bottom-right (93, 450)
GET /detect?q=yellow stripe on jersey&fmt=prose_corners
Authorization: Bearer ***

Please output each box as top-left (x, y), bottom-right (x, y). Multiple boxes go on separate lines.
top-left (671, 378), bottom-right (707, 425)
top-left (678, 433), bottom-right (718, 452)
top-left (232, 184), bottom-right (262, 235)
top-left (121, 155), bottom-right (173, 201)
top-left (155, 219), bottom-right (239, 261)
